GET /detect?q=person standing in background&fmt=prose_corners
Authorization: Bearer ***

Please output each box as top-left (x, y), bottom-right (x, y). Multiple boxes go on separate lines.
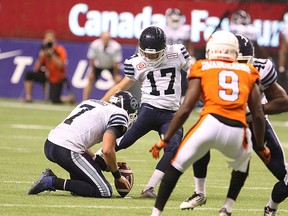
top-left (229, 10), bottom-right (269, 59)
top-left (164, 8), bottom-right (196, 102)
top-left (82, 32), bottom-right (123, 101)
top-left (23, 30), bottom-right (72, 104)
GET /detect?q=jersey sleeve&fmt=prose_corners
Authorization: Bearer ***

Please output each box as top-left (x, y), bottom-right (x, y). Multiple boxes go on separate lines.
top-left (123, 55), bottom-right (141, 81)
top-left (87, 41), bottom-right (97, 59)
top-left (187, 60), bottom-right (203, 79)
top-left (178, 44), bottom-right (193, 71)
top-left (56, 45), bottom-right (67, 64)
top-left (255, 58), bottom-right (277, 90)
top-left (107, 112), bottom-right (128, 129)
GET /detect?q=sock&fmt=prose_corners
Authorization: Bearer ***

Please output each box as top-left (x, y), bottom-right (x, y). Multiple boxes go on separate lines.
top-left (144, 169), bottom-right (164, 191)
top-left (155, 166), bottom-right (182, 211)
top-left (222, 197), bottom-right (235, 213)
top-left (194, 177), bottom-right (206, 195)
top-left (151, 207), bottom-right (162, 216)
top-left (52, 177), bottom-right (65, 190)
top-left (271, 180), bottom-right (288, 204)
top-left (227, 169), bottom-right (249, 200)
top-left (267, 196), bottom-right (279, 210)
top-left (95, 148), bottom-right (103, 157)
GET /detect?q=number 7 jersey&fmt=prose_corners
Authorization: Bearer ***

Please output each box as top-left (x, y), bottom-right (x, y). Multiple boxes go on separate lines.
top-left (124, 44), bottom-right (193, 111)
top-left (48, 99), bottom-right (129, 153)
top-left (189, 60), bottom-right (259, 126)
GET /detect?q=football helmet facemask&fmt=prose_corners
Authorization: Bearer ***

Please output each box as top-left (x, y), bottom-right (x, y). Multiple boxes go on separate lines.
top-left (236, 34), bottom-right (254, 64)
top-left (206, 31), bottom-right (239, 62)
top-left (166, 8), bottom-right (185, 29)
top-left (109, 91), bottom-right (139, 127)
top-left (231, 10), bottom-right (251, 25)
top-left (139, 26), bottom-right (166, 67)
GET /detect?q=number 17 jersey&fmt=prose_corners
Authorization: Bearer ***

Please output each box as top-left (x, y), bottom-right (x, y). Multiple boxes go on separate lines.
top-left (124, 44), bottom-right (193, 111)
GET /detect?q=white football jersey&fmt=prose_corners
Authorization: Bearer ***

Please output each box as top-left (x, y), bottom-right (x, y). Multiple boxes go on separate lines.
top-left (246, 58), bottom-right (277, 120)
top-left (87, 38), bottom-right (122, 68)
top-left (48, 100), bottom-right (128, 153)
top-left (230, 23), bottom-right (258, 42)
top-left (165, 24), bottom-right (190, 46)
top-left (124, 44), bottom-right (193, 111)
top-left (253, 58), bottom-right (277, 104)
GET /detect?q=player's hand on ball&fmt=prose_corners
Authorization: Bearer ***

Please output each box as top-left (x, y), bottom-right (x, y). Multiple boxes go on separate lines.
top-left (258, 146), bottom-right (271, 165)
top-left (115, 176), bottom-right (131, 189)
top-left (114, 162), bottom-right (134, 197)
top-left (150, 139), bottom-right (167, 159)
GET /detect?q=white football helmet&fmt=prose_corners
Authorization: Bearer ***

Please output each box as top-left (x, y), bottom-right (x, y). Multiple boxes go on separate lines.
top-left (205, 31), bottom-right (239, 62)
top-left (165, 8), bottom-right (185, 29)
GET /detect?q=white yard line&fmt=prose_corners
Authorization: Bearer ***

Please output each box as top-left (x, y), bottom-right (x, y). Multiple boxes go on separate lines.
top-left (0, 101), bottom-right (72, 112)
top-left (0, 203), bottom-right (287, 213)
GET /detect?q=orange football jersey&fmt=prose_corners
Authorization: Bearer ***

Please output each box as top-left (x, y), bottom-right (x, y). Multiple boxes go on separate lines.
top-left (188, 59), bottom-right (259, 126)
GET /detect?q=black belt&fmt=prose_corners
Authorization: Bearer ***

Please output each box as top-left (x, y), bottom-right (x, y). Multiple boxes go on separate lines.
top-left (211, 113), bottom-right (245, 128)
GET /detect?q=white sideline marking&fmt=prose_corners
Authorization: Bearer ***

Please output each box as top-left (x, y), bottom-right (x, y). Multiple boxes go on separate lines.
top-left (0, 134), bottom-right (44, 140)
top-left (1, 180), bottom-right (277, 191)
top-left (11, 124), bottom-right (52, 130)
top-left (0, 204), bottom-right (287, 213)
top-left (0, 101), bottom-right (72, 112)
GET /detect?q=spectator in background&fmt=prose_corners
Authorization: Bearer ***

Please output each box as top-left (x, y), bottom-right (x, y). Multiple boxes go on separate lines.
top-left (230, 10), bottom-right (257, 42)
top-left (278, 13), bottom-right (288, 94)
top-left (23, 30), bottom-right (73, 104)
top-left (164, 8), bottom-right (196, 102)
top-left (229, 10), bottom-right (269, 59)
top-left (82, 32), bottom-right (123, 101)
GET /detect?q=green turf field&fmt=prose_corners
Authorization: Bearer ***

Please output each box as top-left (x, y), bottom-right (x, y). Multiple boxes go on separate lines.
top-left (0, 98), bottom-right (287, 216)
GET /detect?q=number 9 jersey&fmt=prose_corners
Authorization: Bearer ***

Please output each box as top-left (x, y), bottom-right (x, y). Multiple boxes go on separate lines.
top-left (189, 59), bottom-right (259, 127)
top-left (124, 44), bottom-right (193, 111)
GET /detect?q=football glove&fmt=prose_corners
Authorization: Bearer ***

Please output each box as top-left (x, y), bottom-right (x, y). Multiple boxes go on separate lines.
top-left (258, 146), bottom-right (271, 165)
top-left (149, 139), bottom-right (167, 159)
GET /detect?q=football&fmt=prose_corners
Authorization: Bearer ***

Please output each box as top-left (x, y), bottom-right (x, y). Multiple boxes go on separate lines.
top-left (114, 162), bottom-right (134, 197)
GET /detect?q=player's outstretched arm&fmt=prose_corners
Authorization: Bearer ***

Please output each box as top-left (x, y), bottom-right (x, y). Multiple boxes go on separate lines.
top-left (101, 77), bottom-right (135, 101)
top-left (263, 82), bottom-right (288, 115)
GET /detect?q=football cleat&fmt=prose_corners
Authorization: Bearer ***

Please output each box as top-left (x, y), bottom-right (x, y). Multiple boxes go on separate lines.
top-left (140, 187), bottom-right (157, 198)
top-left (27, 168), bottom-right (56, 195)
top-left (180, 192), bottom-right (207, 210)
top-left (264, 206), bottom-right (277, 216)
top-left (219, 207), bottom-right (232, 216)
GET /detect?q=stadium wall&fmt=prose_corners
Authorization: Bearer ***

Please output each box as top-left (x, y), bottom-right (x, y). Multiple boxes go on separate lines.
top-left (0, 0), bottom-right (287, 101)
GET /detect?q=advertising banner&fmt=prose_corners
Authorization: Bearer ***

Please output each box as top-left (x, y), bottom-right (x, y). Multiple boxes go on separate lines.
top-left (1, 0), bottom-right (288, 101)
top-left (0, 38), bottom-right (136, 102)
top-left (0, 0), bottom-right (287, 47)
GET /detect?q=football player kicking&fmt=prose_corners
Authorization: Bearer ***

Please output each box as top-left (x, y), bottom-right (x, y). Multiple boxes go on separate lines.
top-left (99, 26), bottom-right (194, 198)
top-left (27, 91), bottom-right (138, 198)
top-left (181, 34), bottom-right (288, 216)
top-left (150, 30), bottom-right (270, 216)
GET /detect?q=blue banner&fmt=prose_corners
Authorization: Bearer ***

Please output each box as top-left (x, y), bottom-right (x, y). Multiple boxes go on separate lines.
top-left (0, 38), bottom-right (137, 103)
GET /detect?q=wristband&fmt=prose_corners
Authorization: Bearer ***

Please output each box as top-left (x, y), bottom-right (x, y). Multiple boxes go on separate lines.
top-left (160, 134), bottom-right (169, 143)
top-left (112, 169), bottom-right (121, 179)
